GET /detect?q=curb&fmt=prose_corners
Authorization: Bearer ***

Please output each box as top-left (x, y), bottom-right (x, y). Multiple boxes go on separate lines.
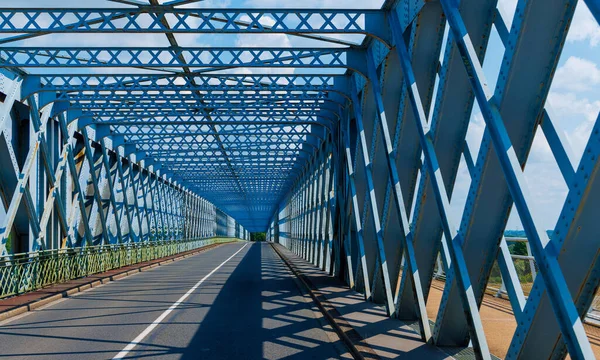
top-left (270, 243), bottom-right (380, 360)
top-left (0, 241), bottom-right (236, 323)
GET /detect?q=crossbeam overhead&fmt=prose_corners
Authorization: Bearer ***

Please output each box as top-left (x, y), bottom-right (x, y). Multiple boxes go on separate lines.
top-left (0, 8), bottom-right (386, 40)
top-left (1, 47), bottom-right (359, 69)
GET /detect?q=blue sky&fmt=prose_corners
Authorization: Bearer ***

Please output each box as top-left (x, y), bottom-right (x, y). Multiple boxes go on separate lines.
top-left (9, 0), bottom-right (600, 231)
top-left (457, 0), bottom-right (600, 230)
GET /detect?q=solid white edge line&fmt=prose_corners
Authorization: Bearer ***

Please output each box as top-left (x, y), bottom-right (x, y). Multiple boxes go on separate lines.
top-left (113, 243), bottom-right (249, 359)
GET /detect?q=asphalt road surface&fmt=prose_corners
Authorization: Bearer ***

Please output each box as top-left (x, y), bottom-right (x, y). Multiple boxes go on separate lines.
top-left (0, 242), bottom-right (345, 359)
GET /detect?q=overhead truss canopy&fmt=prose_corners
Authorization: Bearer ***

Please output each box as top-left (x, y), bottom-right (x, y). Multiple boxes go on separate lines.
top-left (0, 1), bottom-right (361, 231)
top-left (0, 1), bottom-right (599, 359)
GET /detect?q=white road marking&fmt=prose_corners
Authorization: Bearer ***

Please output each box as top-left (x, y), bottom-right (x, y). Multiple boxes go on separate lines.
top-left (113, 243), bottom-right (249, 359)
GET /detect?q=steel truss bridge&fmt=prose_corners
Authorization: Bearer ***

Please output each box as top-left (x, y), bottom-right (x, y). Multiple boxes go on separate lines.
top-left (0, 0), bottom-right (598, 359)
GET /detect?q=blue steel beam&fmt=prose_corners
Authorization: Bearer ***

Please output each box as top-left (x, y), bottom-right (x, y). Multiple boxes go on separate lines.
top-left (435, 0), bottom-right (593, 357)
top-left (59, 92), bottom-right (336, 104)
top-left (70, 111), bottom-right (338, 123)
top-left (0, 8), bottom-right (387, 40)
top-left (115, 130), bottom-right (317, 139)
top-left (46, 88), bottom-right (345, 104)
top-left (68, 100), bottom-right (335, 112)
top-left (91, 117), bottom-right (333, 127)
top-left (1, 47), bottom-right (366, 72)
top-left (138, 144), bottom-right (317, 152)
top-left (508, 115), bottom-right (600, 359)
top-left (365, 45), bottom-right (432, 341)
top-left (69, 101), bottom-right (338, 111)
top-left (389, 10), bottom-right (493, 357)
top-left (335, 123), bottom-right (355, 288)
top-left (103, 125), bottom-right (318, 137)
top-left (349, 79), bottom-right (396, 317)
top-left (68, 100), bottom-right (341, 111)
top-left (586, 0), bottom-right (600, 22)
top-left (128, 138), bottom-right (318, 147)
top-left (24, 73), bottom-right (343, 97)
top-left (0, 102), bottom-right (54, 253)
top-left (0, 6), bottom-right (359, 48)
top-left (340, 110), bottom-right (372, 301)
top-left (395, 0), bottom-right (495, 331)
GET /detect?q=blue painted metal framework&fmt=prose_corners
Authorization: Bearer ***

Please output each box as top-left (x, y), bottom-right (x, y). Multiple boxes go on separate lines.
top-left (0, 0), bottom-right (598, 359)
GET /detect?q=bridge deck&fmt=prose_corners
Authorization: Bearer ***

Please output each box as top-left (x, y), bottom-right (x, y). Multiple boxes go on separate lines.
top-left (2, 240), bottom-right (597, 359)
top-left (0, 243), bottom-right (347, 360)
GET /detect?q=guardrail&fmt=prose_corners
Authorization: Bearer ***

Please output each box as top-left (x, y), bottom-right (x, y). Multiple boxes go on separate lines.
top-left (432, 236), bottom-right (599, 327)
top-left (0, 237), bottom-right (236, 299)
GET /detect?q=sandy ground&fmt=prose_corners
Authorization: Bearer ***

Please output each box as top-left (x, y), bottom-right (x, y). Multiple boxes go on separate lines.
top-left (425, 280), bottom-right (600, 359)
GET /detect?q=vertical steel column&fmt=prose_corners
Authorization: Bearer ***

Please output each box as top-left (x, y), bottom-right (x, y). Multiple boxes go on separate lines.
top-left (322, 148), bottom-right (335, 273)
top-left (164, 182), bottom-right (176, 240)
top-left (149, 175), bottom-right (165, 241)
top-left (80, 131), bottom-right (111, 245)
top-left (138, 170), bottom-right (155, 242)
top-left (313, 151), bottom-right (326, 266)
top-left (349, 81), bottom-right (396, 316)
top-left (115, 158), bottom-right (136, 242)
top-left (128, 164), bottom-right (147, 242)
top-left (389, 10), bottom-right (491, 357)
top-left (301, 172), bottom-right (310, 258)
top-left (36, 116), bottom-right (72, 249)
top-left (337, 128), bottom-right (355, 287)
top-left (0, 100), bottom-right (53, 253)
top-left (301, 170), bottom-right (311, 260)
top-left (98, 141), bottom-right (125, 243)
top-left (308, 160), bottom-right (319, 264)
top-left (364, 47), bottom-right (432, 340)
top-left (341, 110), bottom-right (372, 300)
top-left (320, 150), bottom-right (330, 269)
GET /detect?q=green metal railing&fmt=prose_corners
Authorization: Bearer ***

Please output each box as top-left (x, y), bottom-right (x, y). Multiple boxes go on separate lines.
top-left (0, 237), bottom-right (238, 299)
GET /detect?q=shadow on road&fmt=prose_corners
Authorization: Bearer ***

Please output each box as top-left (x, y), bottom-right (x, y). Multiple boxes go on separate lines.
top-left (180, 242), bottom-right (342, 359)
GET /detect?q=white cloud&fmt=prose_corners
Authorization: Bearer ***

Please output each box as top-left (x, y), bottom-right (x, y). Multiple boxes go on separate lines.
top-left (233, 15), bottom-right (295, 75)
top-left (465, 109), bottom-right (485, 160)
top-left (458, 90), bottom-right (599, 230)
top-left (548, 91), bottom-right (600, 123)
top-left (522, 133), bottom-right (569, 230)
top-left (235, 15), bottom-right (292, 48)
top-left (448, 155), bottom-right (471, 229)
top-left (568, 2), bottom-right (600, 47)
top-left (547, 91), bottom-right (600, 168)
top-left (498, 0), bottom-right (518, 28)
top-left (499, 0), bottom-right (600, 47)
top-left (553, 56), bottom-right (600, 92)
top-left (570, 116), bottom-right (598, 155)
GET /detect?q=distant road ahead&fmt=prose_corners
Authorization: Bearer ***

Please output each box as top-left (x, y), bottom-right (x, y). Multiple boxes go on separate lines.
top-left (0, 242), bottom-right (344, 360)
